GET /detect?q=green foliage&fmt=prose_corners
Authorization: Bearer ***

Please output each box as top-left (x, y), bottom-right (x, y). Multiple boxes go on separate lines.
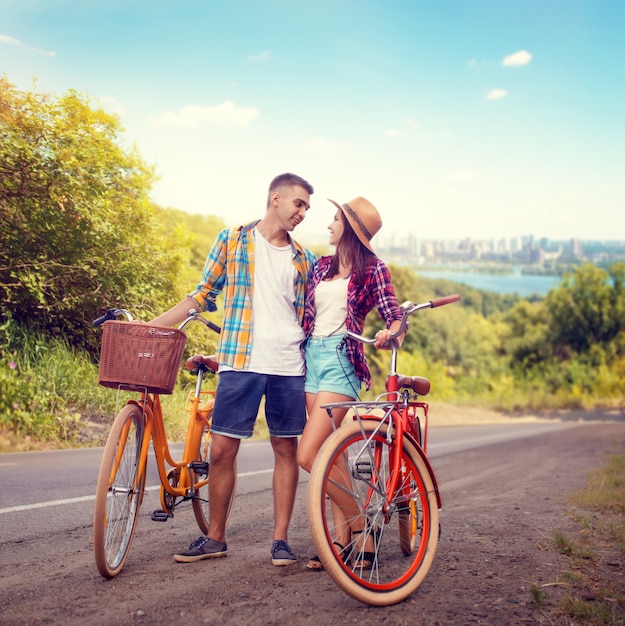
top-left (546, 262), bottom-right (625, 357)
top-left (156, 207), bottom-right (225, 284)
top-left (0, 317), bottom-right (111, 444)
top-left (0, 77), bottom-right (186, 352)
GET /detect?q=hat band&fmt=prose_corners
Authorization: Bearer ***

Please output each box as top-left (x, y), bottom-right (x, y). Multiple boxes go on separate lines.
top-left (342, 202), bottom-right (373, 241)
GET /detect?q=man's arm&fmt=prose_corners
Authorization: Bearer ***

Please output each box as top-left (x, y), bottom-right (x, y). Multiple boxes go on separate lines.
top-left (150, 297), bottom-right (200, 327)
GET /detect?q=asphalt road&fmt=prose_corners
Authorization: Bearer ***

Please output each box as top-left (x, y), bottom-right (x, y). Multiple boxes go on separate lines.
top-left (1, 420), bottom-right (623, 625)
top-left (0, 422), bottom-right (575, 541)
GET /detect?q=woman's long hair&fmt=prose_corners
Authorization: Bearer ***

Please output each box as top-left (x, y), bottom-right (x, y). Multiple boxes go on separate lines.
top-left (327, 211), bottom-right (375, 284)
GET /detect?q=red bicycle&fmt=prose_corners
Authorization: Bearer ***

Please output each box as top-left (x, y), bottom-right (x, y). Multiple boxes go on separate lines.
top-left (307, 294), bottom-right (461, 605)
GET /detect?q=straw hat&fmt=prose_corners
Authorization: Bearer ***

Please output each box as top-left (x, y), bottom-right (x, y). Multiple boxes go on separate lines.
top-left (328, 197), bottom-right (382, 253)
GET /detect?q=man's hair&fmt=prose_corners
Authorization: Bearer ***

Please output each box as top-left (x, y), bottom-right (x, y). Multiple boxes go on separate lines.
top-left (268, 173), bottom-right (314, 202)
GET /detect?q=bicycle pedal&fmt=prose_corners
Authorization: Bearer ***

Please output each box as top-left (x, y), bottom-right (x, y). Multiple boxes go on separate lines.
top-left (189, 461), bottom-right (209, 476)
top-left (353, 460), bottom-right (372, 480)
top-left (151, 509), bottom-right (173, 522)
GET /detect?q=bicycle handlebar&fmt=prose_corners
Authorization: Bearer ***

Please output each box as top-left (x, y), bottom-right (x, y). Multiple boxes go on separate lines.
top-left (345, 293), bottom-right (461, 345)
top-left (92, 307), bottom-right (222, 335)
top-left (93, 309), bottom-right (133, 326)
top-left (430, 294), bottom-right (462, 308)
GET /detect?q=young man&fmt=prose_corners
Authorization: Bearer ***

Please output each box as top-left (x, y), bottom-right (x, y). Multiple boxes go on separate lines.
top-left (150, 173), bottom-right (315, 566)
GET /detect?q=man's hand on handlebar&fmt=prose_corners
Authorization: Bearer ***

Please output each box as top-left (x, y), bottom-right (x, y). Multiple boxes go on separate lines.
top-left (186, 354), bottom-right (213, 371)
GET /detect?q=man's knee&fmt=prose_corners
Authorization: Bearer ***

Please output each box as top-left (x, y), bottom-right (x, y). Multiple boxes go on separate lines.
top-left (210, 434), bottom-right (240, 465)
top-left (271, 436), bottom-right (298, 460)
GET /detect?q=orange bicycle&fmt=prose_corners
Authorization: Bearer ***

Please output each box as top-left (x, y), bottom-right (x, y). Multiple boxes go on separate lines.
top-left (92, 307), bottom-right (235, 578)
top-left (307, 294), bottom-right (461, 605)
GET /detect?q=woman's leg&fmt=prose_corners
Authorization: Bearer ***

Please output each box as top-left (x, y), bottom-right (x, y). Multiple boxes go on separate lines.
top-left (297, 391), bottom-right (350, 473)
top-left (300, 391), bottom-right (351, 570)
top-left (301, 393), bottom-right (376, 567)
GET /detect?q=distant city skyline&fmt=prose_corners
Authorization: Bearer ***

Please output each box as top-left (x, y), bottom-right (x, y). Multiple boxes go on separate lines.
top-left (301, 229), bottom-right (625, 274)
top-left (301, 229), bottom-right (625, 251)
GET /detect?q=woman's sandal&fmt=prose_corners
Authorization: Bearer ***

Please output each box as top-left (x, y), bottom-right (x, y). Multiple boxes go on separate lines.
top-left (305, 542), bottom-right (348, 571)
top-left (351, 529), bottom-right (375, 571)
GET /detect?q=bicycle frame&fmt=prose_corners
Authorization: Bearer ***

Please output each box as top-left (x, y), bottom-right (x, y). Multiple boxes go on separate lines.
top-left (325, 398), bottom-right (441, 517)
top-left (102, 326), bottom-right (216, 511)
top-left (93, 307), bottom-right (226, 578)
top-left (307, 293), bottom-right (461, 605)
top-left (119, 387), bottom-right (212, 507)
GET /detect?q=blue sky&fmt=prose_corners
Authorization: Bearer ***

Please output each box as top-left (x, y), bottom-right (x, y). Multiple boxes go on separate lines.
top-left (2, 0), bottom-right (624, 246)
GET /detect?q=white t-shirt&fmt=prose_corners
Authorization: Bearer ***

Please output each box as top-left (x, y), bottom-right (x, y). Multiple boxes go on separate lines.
top-left (312, 277), bottom-right (349, 338)
top-left (247, 228), bottom-right (306, 375)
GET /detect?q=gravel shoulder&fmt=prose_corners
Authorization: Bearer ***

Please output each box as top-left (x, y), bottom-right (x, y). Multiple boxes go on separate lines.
top-left (1, 417), bottom-right (624, 625)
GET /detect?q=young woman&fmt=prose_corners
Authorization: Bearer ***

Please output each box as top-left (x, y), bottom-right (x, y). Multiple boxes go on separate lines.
top-left (297, 196), bottom-right (403, 571)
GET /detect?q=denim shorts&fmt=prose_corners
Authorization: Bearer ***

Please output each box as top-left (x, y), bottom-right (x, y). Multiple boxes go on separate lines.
top-left (211, 370), bottom-right (306, 439)
top-left (304, 335), bottom-right (361, 399)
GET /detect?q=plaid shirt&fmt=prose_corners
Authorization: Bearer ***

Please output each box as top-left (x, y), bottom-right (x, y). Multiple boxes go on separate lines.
top-left (189, 221), bottom-right (316, 370)
top-left (303, 256), bottom-right (402, 391)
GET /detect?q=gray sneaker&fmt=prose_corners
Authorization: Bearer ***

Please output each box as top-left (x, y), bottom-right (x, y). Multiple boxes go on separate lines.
top-left (173, 536), bottom-right (227, 563)
top-left (271, 539), bottom-right (297, 566)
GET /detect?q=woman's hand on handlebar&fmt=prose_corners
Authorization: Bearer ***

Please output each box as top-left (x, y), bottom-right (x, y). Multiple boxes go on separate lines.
top-left (374, 329), bottom-right (394, 349)
top-left (374, 320), bottom-right (403, 350)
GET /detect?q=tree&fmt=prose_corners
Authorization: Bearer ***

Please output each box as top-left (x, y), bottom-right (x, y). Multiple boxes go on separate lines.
top-left (500, 299), bottom-right (550, 367)
top-left (545, 262), bottom-right (625, 358)
top-left (0, 77), bottom-right (184, 351)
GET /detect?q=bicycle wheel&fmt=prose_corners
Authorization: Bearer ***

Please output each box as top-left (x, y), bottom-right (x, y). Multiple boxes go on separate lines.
top-left (307, 419), bottom-right (439, 606)
top-left (93, 404), bottom-right (146, 579)
top-left (192, 419), bottom-right (237, 534)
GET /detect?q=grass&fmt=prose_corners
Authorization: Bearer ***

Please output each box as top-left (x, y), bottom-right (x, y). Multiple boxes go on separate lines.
top-left (533, 446), bottom-right (625, 625)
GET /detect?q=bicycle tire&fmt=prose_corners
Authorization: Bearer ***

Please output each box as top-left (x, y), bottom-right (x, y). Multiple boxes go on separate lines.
top-left (192, 419), bottom-right (237, 534)
top-left (93, 404), bottom-right (146, 578)
top-left (307, 419), bottom-right (439, 606)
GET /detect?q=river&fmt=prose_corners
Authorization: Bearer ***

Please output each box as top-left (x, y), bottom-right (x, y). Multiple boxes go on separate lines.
top-left (414, 266), bottom-right (560, 297)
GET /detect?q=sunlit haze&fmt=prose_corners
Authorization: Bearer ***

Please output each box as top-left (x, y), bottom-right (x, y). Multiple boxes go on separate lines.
top-left (2, 0), bottom-right (624, 246)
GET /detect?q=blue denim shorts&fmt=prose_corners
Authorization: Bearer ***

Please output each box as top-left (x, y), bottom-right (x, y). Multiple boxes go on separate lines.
top-left (304, 335), bottom-right (361, 399)
top-left (211, 370), bottom-right (306, 439)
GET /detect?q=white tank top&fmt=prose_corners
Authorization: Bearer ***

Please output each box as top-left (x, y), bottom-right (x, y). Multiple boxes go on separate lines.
top-left (312, 277), bottom-right (349, 338)
top-left (247, 228), bottom-right (305, 375)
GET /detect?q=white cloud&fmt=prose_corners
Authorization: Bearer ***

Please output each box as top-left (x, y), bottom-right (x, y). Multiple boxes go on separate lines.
top-left (150, 100), bottom-right (260, 128)
top-left (502, 50), bottom-right (532, 67)
top-left (307, 137), bottom-right (350, 155)
top-left (384, 128), bottom-right (403, 137)
top-left (0, 33), bottom-right (55, 56)
top-left (487, 88), bottom-right (508, 100)
top-left (248, 50), bottom-right (271, 62)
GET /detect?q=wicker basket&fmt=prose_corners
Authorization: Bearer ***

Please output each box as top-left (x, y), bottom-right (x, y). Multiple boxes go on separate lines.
top-left (98, 321), bottom-right (187, 394)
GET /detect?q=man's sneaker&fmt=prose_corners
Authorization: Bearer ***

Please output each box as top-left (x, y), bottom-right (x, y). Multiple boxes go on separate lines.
top-left (271, 539), bottom-right (297, 566)
top-left (173, 536), bottom-right (227, 563)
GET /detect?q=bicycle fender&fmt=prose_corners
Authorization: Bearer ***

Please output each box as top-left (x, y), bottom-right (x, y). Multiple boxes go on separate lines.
top-left (403, 430), bottom-right (442, 510)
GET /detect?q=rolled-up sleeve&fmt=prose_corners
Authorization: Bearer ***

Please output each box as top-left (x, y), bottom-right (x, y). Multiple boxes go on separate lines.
top-left (188, 229), bottom-right (228, 313)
